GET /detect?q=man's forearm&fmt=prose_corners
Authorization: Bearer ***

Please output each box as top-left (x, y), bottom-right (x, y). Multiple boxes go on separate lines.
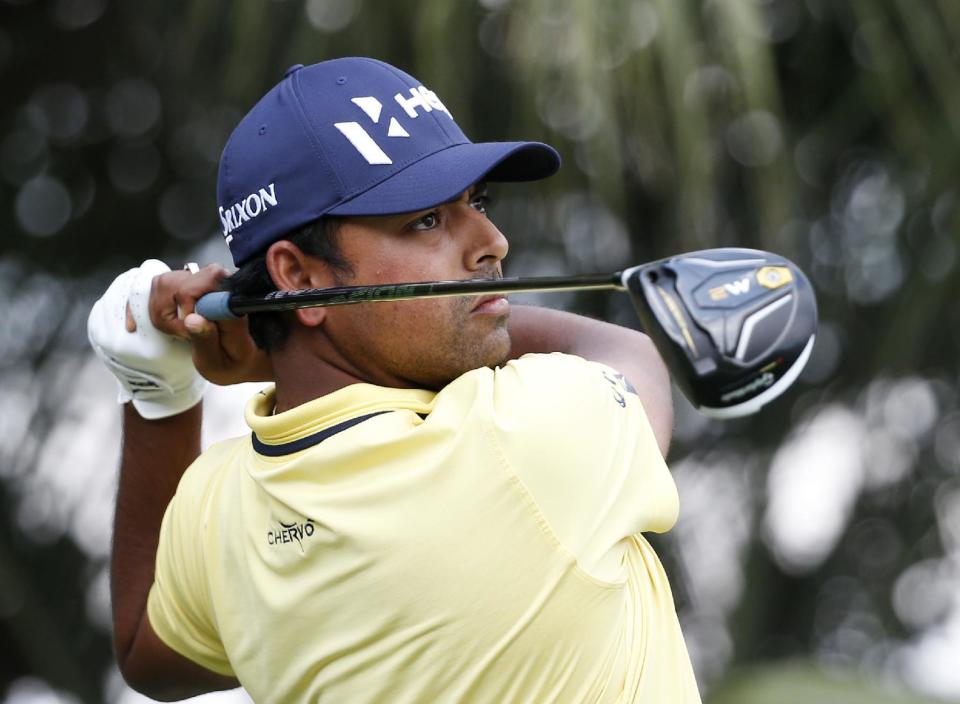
top-left (112, 403), bottom-right (201, 667)
top-left (507, 304), bottom-right (647, 361)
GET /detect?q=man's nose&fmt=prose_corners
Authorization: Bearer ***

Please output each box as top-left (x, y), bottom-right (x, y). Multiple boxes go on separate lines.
top-left (464, 212), bottom-right (509, 271)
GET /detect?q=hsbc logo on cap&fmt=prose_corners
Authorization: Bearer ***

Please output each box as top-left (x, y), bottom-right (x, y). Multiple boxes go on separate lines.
top-left (335, 85), bottom-right (452, 165)
top-left (219, 183), bottom-right (278, 243)
top-left (394, 85), bottom-right (452, 119)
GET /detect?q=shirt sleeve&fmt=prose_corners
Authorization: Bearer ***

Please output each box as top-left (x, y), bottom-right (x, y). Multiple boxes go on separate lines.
top-left (146, 447), bottom-right (236, 677)
top-left (489, 353), bottom-right (679, 580)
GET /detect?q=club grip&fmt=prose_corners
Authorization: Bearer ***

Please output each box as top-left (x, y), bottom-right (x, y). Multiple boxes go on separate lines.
top-left (195, 291), bottom-right (238, 320)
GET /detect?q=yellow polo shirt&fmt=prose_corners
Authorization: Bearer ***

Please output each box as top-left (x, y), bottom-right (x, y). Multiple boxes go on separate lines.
top-left (147, 353), bottom-right (701, 703)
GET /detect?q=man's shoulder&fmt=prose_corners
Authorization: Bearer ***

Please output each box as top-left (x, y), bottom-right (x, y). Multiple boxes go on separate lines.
top-left (176, 435), bottom-right (249, 499)
top-left (498, 352), bottom-right (627, 397)
top-left (438, 352), bottom-right (630, 422)
top-left (197, 434), bottom-right (249, 466)
top-left (454, 352), bottom-right (611, 386)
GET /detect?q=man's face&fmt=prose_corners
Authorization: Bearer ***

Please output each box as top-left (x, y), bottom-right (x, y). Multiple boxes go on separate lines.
top-left (319, 183), bottom-right (511, 389)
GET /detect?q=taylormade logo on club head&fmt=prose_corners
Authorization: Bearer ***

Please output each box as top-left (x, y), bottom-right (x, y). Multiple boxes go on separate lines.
top-left (219, 183), bottom-right (278, 243)
top-left (720, 371), bottom-right (776, 402)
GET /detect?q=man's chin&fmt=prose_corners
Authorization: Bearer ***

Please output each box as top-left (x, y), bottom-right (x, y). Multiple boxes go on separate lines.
top-left (430, 348), bottom-right (511, 388)
top-left (482, 329), bottom-right (512, 368)
top-left (485, 344), bottom-right (512, 371)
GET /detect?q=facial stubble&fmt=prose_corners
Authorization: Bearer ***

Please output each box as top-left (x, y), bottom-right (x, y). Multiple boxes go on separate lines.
top-left (330, 294), bottom-right (511, 390)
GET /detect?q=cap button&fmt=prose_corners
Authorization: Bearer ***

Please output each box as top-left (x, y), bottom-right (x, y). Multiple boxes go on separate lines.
top-left (284, 64), bottom-right (304, 77)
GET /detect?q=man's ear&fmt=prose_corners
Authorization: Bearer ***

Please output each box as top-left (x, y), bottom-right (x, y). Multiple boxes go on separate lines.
top-left (265, 241), bottom-right (331, 327)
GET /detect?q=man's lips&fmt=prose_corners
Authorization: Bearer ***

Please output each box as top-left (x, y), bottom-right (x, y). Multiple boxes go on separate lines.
top-left (471, 294), bottom-right (510, 314)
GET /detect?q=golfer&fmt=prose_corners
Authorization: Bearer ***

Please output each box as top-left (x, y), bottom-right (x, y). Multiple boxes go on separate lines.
top-left (89, 57), bottom-right (701, 703)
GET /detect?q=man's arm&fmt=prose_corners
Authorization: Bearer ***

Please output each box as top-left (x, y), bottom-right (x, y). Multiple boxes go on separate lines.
top-left (94, 265), bottom-right (255, 698)
top-left (507, 305), bottom-right (674, 456)
top-left (113, 404), bottom-right (240, 700)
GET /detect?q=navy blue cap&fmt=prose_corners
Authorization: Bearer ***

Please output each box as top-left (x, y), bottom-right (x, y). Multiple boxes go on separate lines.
top-left (217, 57), bottom-right (561, 266)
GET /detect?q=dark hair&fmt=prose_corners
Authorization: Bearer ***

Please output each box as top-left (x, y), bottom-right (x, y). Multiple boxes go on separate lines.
top-left (224, 217), bottom-right (350, 352)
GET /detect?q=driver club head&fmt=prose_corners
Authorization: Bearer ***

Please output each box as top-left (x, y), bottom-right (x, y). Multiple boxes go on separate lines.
top-left (622, 248), bottom-right (818, 419)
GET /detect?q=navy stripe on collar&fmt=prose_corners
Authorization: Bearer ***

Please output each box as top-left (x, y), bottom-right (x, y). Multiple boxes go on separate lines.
top-left (251, 411), bottom-right (391, 457)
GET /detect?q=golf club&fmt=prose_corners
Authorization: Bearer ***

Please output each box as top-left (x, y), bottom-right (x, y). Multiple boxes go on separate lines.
top-left (196, 248), bottom-right (817, 418)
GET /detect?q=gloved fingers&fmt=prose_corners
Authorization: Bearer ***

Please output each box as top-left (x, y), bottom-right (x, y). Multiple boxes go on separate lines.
top-left (88, 266), bottom-right (141, 363)
top-left (127, 259), bottom-right (173, 337)
top-left (88, 259), bottom-right (210, 419)
top-left (87, 259), bottom-right (189, 373)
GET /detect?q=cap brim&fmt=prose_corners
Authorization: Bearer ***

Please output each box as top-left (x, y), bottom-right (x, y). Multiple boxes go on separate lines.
top-left (326, 141), bottom-right (560, 217)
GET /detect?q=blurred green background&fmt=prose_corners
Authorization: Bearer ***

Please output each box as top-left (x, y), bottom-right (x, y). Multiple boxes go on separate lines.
top-left (1, 0), bottom-right (958, 702)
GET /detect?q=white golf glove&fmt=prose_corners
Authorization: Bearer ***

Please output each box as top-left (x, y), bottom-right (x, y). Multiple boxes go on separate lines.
top-left (87, 259), bottom-right (207, 419)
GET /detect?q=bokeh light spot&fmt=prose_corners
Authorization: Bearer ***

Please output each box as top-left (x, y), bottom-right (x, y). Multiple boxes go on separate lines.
top-left (684, 65), bottom-right (738, 109)
top-left (3, 677), bottom-right (81, 704)
top-left (29, 83), bottom-right (89, 142)
top-left (881, 378), bottom-right (938, 440)
top-left (49, 0), bottom-right (107, 30)
top-left (893, 559), bottom-right (955, 630)
top-left (846, 169), bottom-right (905, 236)
top-left (1, 127), bottom-right (48, 185)
top-left (726, 110), bottom-right (783, 167)
top-left (764, 405), bottom-right (866, 573)
top-left (934, 413), bottom-right (960, 473)
top-left (105, 78), bottom-right (162, 138)
top-left (15, 175), bottom-right (72, 237)
top-left (305, 0), bottom-right (360, 32)
top-left (628, 1), bottom-right (660, 51)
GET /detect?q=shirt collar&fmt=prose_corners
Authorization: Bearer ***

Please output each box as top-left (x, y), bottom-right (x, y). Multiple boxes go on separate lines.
top-left (245, 383), bottom-right (436, 446)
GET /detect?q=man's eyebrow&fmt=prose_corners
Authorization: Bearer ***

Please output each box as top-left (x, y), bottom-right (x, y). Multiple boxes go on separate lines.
top-left (441, 181), bottom-right (488, 205)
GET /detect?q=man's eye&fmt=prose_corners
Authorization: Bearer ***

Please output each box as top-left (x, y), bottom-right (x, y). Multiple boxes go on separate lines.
top-left (411, 211), bottom-right (440, 230)
top-left (471, 194), bottom-right (491, 214)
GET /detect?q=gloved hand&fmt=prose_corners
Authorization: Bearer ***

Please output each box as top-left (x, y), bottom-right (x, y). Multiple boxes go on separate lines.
top-left (88, 259), bottom-right (207, 419)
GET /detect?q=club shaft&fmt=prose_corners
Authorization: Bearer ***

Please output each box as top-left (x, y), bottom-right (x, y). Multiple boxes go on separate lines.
top-left (204, 272), bottom-right (626, 318)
